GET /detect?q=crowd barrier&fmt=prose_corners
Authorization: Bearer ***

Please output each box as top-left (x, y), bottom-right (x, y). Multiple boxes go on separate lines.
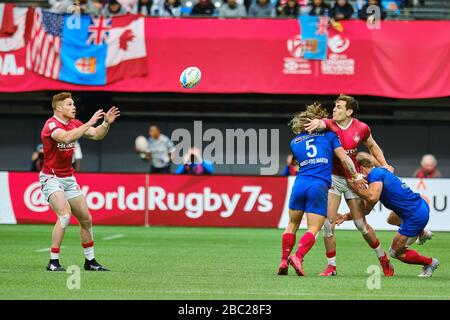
top-left (0, 171), bottom-right (449, 231)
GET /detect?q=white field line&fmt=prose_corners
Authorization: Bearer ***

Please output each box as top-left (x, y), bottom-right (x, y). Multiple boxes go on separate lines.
top-left (102, 234), bottom-right (125, 241)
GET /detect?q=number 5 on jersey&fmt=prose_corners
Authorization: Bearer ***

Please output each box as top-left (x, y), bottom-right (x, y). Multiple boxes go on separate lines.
top-left (306, 139), bottom-right (317, 158)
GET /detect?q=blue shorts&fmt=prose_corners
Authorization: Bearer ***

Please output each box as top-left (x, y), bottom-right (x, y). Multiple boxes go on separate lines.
top-left (398, 199), bottom-right (430, 238)
top-left (288, 176), bottom-right (329, 216)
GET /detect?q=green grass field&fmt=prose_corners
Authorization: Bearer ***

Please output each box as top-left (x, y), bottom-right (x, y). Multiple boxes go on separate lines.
top-left (0, 225), bottom-right (449, 300)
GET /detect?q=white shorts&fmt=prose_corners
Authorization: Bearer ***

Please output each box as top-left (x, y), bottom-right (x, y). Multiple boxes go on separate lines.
top-left (39, 173), bottom-right (83, 202)
top-left (328, 174), bottom-right (360, 200)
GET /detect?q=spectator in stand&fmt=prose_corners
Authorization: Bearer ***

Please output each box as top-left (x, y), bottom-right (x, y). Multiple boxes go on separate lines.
top-left (249, 0), bottom-right (276, 17)
top-left (281, 154), bottom-right (298, 176)
top-left (309, 0), bottom-right (331, 16)
top-left (358, 0), bottom-right (386, 20)
top-left (413, 154), bottom-right (443, 179)
top-left (134, 0), bottom-right (153, 15)
top-left (276, 0), bottom-right (300, 18)
top-left (102, 0), bottom-right (128, 15)
top-left (329, 0), bottom-right (354, 20)
top-left (219, 0), bottom-right (247, 17)
top-left (176, 147), bottom-right (214, 175)
top-left (48, 0), bottom-right (74, 13)
top-left (191, 0), bottom-right (216, 16)
top-left (117, 0), bottom-right (138, 12)
top-left (404, 0), bottom-right (425, 7)
top-left (31, 144), bottom-right (44, 172)
top-left (74, 0), bottom-right (104, 15)
top-left (160, 0), bottom-right (182, 16)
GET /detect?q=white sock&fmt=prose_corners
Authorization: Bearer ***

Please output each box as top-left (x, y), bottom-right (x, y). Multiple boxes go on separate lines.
top-left (327, 257), bottom-right (336, 267)
top-left (50, 248), bottom-right (60, 260)
top-left (374, 245), bottom-right (385, 258)
top-left (83, 245), bottom-right (95, 261)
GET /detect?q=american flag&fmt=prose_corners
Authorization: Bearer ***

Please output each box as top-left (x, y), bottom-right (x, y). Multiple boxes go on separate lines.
top-left (26, 9), bottom-right (63, 79)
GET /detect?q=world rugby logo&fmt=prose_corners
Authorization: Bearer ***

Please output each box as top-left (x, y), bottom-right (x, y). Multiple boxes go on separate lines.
top-left (287, 35), bottom-right (304, 59)
top-left (24, 182), bottom-right (49, 212)
top-left (328, 35), bottom-right (350, 54)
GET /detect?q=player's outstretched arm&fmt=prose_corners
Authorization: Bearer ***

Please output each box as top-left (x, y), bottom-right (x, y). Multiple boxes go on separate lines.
top-left (305, 118), bottom-right (326, 134)
top-left (364, 135), bottom-right (395, 173)
top-left (52, 109), bottom-right (104, 144)
top-left (84, 106), bottom-right (120, 141)
top-left (334, 147), bottom-right (363, 180)
top-left (348, 180), bottom-right (382, 204)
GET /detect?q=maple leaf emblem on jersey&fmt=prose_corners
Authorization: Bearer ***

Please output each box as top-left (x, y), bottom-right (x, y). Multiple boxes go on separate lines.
top-left (119, 29), bottom-right (135, 51)
top-left (353, 132), bottom-right (360, 143)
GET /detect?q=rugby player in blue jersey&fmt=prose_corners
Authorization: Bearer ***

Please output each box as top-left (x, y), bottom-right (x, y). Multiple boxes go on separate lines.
top-left (343, 152), bottom-right (439, 277)
top-left (278, 102), bottom-right (364, 276)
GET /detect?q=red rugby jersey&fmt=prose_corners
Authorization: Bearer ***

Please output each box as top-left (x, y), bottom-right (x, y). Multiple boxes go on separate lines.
top-left (323, 118), bottom-right (371, 178)
top-left (41, 116), bottom-right (83, 177)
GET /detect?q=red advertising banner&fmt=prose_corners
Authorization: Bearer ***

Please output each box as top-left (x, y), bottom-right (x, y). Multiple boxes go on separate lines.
top-left (3, 172), bottom-right (287, 227)
top-left (8, 172), bottom-right (146, 225)
top-left (148, 175), bottom-right (287, 227)
top-left (0, 18), bottom-right (449, 98)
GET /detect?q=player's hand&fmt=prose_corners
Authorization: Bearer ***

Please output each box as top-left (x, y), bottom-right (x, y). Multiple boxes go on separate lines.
top-left (383, 165), bottom-right (395, 173)
top-left (335, 213), bottom-right (347, 226)
top-left (348, 177), bottom-right (366, 191)
top-left (305, 118), bottom-right (321, 134)
top-left (104, 106), bottom-right (120, 124)
top-left (88, 109), bottom-right (104, 126)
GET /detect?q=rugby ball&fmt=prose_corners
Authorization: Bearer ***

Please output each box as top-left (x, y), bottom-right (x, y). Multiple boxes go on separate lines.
top-left (180, 67), bottom-right (201, 89)
top-left (135, 135), bottom-right (149, 152)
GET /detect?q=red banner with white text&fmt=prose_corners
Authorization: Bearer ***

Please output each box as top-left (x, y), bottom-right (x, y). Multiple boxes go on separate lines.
top-left (0, 172), bottom-right (287, 227)
top-left (1, 18), bottom-right (450, 98)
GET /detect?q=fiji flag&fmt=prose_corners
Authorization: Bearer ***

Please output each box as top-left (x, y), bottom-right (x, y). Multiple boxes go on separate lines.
top-left (26, 9), bottom-right (147, 85)
top-left (298, 16), bottom-right (328, 61)
top-left (59, 15), bottom-right (108, 85)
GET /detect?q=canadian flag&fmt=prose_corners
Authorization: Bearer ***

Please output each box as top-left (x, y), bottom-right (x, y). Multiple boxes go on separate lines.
top-left (0, 3), bottom-right (31, 52)
top-left (105, 15), bottom-right (147, 84)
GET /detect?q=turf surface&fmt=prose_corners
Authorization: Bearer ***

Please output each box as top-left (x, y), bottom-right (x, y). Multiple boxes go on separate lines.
top-left (0, 225), bottom-right (448, 300)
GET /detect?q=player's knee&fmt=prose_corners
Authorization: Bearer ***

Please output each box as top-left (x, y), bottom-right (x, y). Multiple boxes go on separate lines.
top-left (58, 214), bottom-right (71, 229)
top-left (353, 218), bottom-right (369, 235)
top-left (387, 212), bottom-right (397, 225)
top-left (79, 214), bottom-right (92, 229)
top-left (323, 219), bottom-right (334, 238)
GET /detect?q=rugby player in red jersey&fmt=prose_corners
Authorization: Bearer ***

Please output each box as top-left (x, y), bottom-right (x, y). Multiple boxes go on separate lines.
top-left (305, 94), bottom-right (395, 276)
top-left (40, 92), bottom-right (120, 271)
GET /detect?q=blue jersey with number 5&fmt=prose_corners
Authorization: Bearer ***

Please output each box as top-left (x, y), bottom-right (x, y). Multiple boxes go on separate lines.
top-left (290, 131), bottom-right (342, 186)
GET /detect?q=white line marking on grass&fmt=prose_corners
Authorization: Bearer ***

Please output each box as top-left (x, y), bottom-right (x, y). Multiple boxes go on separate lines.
top-left (35, 246), bottom-right (66, 253)
top-left (102, 234), bottom-right (125, 241)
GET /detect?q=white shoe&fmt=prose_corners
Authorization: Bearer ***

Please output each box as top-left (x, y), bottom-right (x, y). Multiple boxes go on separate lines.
top-left (418, 258), bottom-right (439, 277)
top-left (416, 230), bottom-right (433, 245)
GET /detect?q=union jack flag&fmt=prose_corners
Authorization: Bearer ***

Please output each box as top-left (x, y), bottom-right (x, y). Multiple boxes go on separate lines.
top-left (317, 16), bottom-right (329, 36)
top-left (87, 16), bottom-right (111, 45)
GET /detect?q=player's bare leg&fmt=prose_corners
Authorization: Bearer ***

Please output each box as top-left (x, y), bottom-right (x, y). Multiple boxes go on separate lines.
top-left (47, 191), bottom-right (72, 271)
top-left (290, 213), bottom-right (325, 276)
top-left (348, 198), bottom-right (394, 276)
top-left (387, 211), bottom-right (433, 245)
top-left (278, 209), bottom-right (303, 275)
top-left (69, 195), bottom-right (109, 271)
top-left (389, 233), bottom-right (439, 277)
top-left (320, 193), bottom-right (340, 276)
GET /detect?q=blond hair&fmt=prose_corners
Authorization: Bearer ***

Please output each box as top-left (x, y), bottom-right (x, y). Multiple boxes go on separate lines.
top-left (289, 102), bottom-right (329, 135)
top-left (52, 92), bottom-right (72, 111)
